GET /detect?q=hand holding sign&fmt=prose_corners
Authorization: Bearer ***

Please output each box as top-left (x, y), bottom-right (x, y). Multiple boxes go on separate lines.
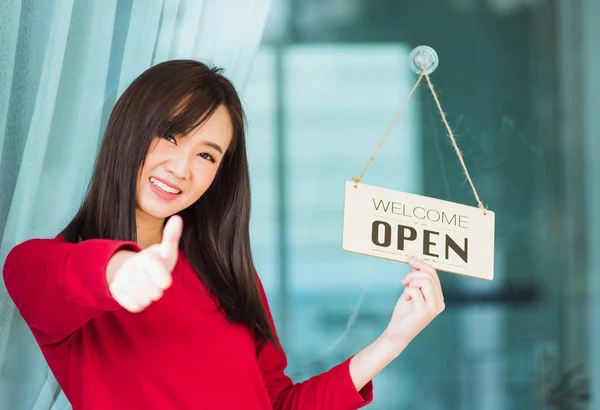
top-left (107, 215), bottom-right (183, 312)
top-left (385, 258), bottom-right (445, 345)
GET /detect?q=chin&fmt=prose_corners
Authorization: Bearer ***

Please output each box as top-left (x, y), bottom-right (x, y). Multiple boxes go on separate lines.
top-left (137, 199), bottom-right (182, 220)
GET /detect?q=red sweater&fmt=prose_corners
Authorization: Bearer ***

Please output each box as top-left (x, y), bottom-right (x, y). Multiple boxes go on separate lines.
top-left (3, 236), bottom-right (373, 409)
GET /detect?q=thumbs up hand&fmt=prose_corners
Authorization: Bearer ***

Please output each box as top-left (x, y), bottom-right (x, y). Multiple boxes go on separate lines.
top-left (107, 215), bottom-right (183, 313)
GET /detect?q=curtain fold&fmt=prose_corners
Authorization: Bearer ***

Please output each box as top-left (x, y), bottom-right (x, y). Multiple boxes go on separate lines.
top-left (0, 0), bottom-right (22, 163)
top-left (0, 1), bottom-right (271, 408)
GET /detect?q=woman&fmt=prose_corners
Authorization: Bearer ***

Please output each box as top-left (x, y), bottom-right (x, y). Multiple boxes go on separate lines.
top-left (3, 60), bottom-right (445, 409)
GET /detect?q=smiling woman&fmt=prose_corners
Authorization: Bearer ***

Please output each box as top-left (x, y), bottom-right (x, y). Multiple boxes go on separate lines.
top-left (59, 60), bottom-right (277, 345)
top-left (2, 59), bottom-right (445, 410)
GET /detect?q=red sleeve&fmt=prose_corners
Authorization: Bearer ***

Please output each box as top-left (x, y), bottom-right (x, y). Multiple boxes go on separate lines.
top-left (2, 235), bottom-right (141, 345)
top-left (254, 277), bottom-right (374, 409)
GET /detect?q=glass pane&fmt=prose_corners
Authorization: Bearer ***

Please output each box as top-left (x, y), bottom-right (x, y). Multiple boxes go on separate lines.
top-left (246, 0), bottom-right (599, 408)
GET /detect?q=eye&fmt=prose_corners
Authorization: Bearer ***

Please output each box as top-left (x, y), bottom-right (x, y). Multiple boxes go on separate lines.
top-left (197, 152), bottom-right (216, 163)
top-left (162, 135), bottom-right (177, 145)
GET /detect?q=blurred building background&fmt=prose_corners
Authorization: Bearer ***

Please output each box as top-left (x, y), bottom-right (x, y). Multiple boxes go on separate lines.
top-left (0, 0), bottom-right (598, 409)
top-left (244, 0), bottom-right (599, 409)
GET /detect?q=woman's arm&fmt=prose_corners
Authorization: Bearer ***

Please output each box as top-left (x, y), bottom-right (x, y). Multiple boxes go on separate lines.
top-left (2, 236), bottom-right (140, 345)
top-left (350, 258), bottom-right (445, 391)
top-left (255, 278), bottom-right (373, 410)
top-left (347, 332), bottom-right (408, 392)
top-left (255, 258), bottom-right (445, 409)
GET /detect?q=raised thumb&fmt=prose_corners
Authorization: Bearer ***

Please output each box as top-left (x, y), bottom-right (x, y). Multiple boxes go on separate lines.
top-left (160, 215), bottom-right (183, 260)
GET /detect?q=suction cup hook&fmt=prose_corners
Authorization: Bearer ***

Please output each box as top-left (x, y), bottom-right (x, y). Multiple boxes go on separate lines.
top-left (409, 45), bottom-right (439, 75)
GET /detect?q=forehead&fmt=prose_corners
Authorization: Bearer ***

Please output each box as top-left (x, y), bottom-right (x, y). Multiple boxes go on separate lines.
top-left (180, 105), bottom-right (234, 150)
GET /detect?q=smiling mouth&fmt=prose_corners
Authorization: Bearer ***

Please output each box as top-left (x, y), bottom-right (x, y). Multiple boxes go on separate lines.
top-left (149, 177), bottom-right (182, 195)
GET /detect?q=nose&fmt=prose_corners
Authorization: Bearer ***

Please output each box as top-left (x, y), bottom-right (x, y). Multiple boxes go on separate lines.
top-left (164, 154), bottom-right (191, 180)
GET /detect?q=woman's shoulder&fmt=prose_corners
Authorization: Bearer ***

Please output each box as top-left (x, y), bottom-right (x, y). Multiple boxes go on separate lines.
top-left (4, 234), bottom-right (141, 277)
top-left (6, 233), bottom-right (139, 260)
top-left (12, 233), bottom-right (68, 249)
top-left (8, 233), bottom-right (61, 249)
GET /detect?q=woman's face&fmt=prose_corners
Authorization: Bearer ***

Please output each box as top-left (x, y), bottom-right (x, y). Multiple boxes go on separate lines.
top-left (136, 104), bottom-right (233, 221)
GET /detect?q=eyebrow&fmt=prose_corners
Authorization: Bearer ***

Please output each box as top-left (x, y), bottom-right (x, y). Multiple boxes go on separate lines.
top-left (202, 141), bottom-right (224, 154)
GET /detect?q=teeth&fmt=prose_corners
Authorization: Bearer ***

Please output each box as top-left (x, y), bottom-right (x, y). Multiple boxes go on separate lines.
top-left (150, 177), bottom-right (181, 194)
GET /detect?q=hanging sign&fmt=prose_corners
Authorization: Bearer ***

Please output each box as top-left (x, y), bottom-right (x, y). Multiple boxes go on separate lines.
top-left (343, 45), bottom-right (495, 280)
top-left (342, 182), bottom-right (495, 279)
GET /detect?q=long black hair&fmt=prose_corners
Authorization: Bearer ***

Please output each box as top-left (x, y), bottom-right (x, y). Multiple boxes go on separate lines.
top-left (62, 60), bottom-right (276, 345)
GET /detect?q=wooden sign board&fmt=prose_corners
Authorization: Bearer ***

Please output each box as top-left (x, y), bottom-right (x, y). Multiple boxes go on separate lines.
top-left (342, 181), bottom-right (495, 280)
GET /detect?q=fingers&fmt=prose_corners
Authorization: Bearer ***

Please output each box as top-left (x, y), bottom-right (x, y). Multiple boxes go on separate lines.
top-left (403, 272), bottom-right (444, 312)
top-left (401, 270), bottom-right (442, 295)
top-left (109, 252), bottom-right (173, 313)
top-left (403, 287), bottom-right (425, 310)
top-left (134, 273), bottom-right (164, 302)
top-left (160, 215), bottom-right (183, 260)
top-left (139, 252), bottom-right (173, 290)
top-left (407, 258), bottom-right (442, 290)
top-left (401, 271), bottom-right (430, 286)
top-left (405, 278), bottom-right (436, 303)
top-left (128, 270), bottom-right (163, 310)
top-left (109, 285), bottom-right (141, 312)
top-left (407, 258), bottom-right (435, 274)
top-left (402, 262), bottom-right (445, 313)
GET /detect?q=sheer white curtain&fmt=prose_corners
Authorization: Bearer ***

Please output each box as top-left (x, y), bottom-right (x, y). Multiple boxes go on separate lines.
top-left (0, 1), bottom-right (271, 408)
